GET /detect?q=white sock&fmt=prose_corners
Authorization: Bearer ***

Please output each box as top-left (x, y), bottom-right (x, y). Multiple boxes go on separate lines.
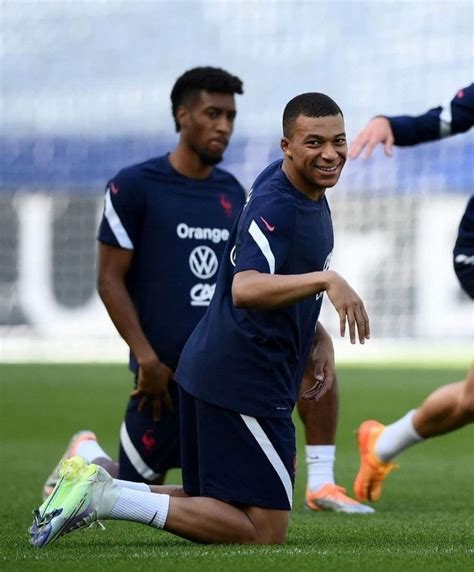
top-left (306, 445), bottom-right (335, 491)
top-left (76, 439), bottom-right (111, 463)
top-left (108, 488), bottom-right (170, 529)
top-left (113, 479), bottom-right (151, 492)
top-left (375, 410), bottom-right (423, 462)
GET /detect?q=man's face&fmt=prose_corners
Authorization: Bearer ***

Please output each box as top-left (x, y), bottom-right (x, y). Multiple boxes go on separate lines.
top-left (178, 91), bottom-right (237, 165)
top-left (281, 114), bottom-right (347, 190)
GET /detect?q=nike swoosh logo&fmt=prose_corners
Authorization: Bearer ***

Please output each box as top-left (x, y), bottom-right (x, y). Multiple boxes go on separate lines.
top-left (260, 216), bottom-right (275, 232)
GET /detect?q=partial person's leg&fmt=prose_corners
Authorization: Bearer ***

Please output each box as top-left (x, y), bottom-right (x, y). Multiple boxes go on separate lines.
top-left (412, 367), bottom-right (474, 438)
top-left (354, 366), bottom-right (473, 501)
top-left (42, 430), bottom-right (118, 499)
top-left (298, 375), bottom-right (374, 513)
top-left (117, 380), bottom-right (181, 484)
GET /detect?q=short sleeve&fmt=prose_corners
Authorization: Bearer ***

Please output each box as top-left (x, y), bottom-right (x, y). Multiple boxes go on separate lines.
top-left (233, 193), bottom-right (294, 275)
top-left (97, 169), bottom-right (146, 250)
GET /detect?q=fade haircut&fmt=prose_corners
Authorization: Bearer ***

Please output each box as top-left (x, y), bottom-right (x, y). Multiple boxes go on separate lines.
top-left (171, 66), bottom-right (244, 132)
top-left (282, 92), bottom-right (343, 137)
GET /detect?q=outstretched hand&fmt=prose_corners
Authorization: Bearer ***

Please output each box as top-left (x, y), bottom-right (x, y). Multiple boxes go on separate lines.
top-left (349, 116), bottom-right (394, 159)
top-left (130, 358), bottom-right (174, 421)
top-left (325, 271), bottom-right (370, 344)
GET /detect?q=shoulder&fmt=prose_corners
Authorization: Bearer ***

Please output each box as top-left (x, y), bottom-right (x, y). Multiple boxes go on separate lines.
top-left (111, 156), bottom-right (164, 185)
top-left (241, 187), bottom-right (295, 235)
top-left (212, 166), bottom-right (246, 196)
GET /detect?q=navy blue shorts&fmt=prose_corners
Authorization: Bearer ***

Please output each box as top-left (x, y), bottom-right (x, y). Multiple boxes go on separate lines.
top-left (179, 386), bottom-right (296, 511)
top-left (118, 380), bottom-right (181, 482)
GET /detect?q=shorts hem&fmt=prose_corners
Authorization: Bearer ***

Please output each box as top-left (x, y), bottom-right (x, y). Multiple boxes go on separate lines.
top-left (201, 487), bottom-right (291, 511)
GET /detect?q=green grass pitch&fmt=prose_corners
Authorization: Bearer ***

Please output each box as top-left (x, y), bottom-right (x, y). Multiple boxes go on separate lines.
top-left (1, 363), bottom-right (473, 571)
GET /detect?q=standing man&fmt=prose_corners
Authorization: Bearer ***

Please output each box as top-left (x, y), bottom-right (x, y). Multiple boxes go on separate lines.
top-left (349, 83), bottom-right (474, 503)
top-left (43, 66), bottom-right (246, 487)
top-left (31, 92), bottom-right (370, 547)
top-left (42, 67), bottom-right (373, 514)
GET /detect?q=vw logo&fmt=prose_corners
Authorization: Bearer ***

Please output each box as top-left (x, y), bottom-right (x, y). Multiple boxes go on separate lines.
top-left (189, 246), bottom-right (218, 279)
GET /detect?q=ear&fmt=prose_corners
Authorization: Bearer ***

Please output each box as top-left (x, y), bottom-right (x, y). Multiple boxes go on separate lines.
top-left (281, 137), bottom-right (292, 159)
top-left (176, 105), bottom-right (190, 131)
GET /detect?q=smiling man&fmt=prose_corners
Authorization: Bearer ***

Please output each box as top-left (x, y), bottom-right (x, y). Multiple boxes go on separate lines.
top-left (31, 92), bottom-right (370, 547)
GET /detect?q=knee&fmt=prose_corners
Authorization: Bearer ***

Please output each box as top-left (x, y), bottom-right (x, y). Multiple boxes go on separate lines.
top-left (251, 515), bottom-right (289, 545)
top-left (253, 528), bottom-right (287, 545)
top-left (460, 382), bottom-right (474, 420)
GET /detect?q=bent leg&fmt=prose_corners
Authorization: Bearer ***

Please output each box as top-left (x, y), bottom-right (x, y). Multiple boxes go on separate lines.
top-left (165, 497), bottom-right (289, 544)
top-left (413, 366), bottom-right (474, 438)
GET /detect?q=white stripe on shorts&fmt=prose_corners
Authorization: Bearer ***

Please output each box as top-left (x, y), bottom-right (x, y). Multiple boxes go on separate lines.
top-left (240, 414), bottom-right (293, 508)
top-left (104, 189), bottom-right (134, 249)
top-left (248, 220), bottom-right (275, 274)
top-left (120, 422), bottom-right (160, 481)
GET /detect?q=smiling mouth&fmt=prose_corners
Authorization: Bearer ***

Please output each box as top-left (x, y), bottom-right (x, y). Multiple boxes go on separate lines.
top-left (315, 164), bottom-right (340, 173)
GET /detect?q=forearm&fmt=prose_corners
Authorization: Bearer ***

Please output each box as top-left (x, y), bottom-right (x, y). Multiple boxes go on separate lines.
top-left (98, 278), bottom-right (158, 365)
top-left (232, 270), bottom-right (335, 310)
top-left (388, 110), bottom-right (444, 146)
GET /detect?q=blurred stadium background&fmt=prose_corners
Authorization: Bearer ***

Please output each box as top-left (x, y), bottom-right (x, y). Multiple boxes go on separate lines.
top-left (1, 0), bottom-right (473, 363)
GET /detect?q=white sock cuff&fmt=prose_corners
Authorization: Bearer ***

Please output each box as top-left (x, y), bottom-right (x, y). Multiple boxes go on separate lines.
top-left (76, 440), bottom-right (111, 463)
top-left (109, 489), bottom-right (170, 529)
top-left (406, 410), bottom-right (424, 441)
top-left (305, 445), bottom-right (336, 463)
top-left (113, 479), bottom-right (151, 492)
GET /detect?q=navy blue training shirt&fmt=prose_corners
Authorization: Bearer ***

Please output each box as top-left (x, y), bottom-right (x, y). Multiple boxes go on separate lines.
top-left (384, 84), bottom-right (474, 298)
top-left (454, 196), bottom-right (474, 299)
top-left (175, 160), bottom-right (334, 418)
top-left (388, 83), bottom-right (473, 145)
top-left (98, 154), bottom-right (246, 373)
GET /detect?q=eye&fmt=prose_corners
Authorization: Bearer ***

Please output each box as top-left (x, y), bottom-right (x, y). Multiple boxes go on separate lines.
top-left (335, 138), bottom-right (347, 145)
top-left (307, 140), bottom-right (321, 147)
top-left (207, 109), bottom-right (219, 119)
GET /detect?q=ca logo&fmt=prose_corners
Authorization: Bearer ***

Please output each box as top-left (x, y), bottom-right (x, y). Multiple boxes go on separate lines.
top-left (189, 246), bottom-right (218, 279)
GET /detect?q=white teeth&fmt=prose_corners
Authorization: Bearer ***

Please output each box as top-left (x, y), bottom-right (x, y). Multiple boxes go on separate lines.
top-left (317, 166), bottom-right (337, 172)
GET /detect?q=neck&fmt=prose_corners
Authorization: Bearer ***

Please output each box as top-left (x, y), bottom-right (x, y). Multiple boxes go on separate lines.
top-left (282, 159), bottom-right (326, 201)
top-left (169, 142), bottom-right (213, 180)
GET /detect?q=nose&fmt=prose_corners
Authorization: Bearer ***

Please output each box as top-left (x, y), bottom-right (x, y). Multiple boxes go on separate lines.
top-left (320, 143), bottom-right (338, 161)
top-left (216, 116), bottom-right (233, 135)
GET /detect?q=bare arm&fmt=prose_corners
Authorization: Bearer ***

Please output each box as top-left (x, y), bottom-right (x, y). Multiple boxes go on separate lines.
top-left (97, 242), bottom-right (172, 419)
top-left (232, 269), bottom-right (370, 344)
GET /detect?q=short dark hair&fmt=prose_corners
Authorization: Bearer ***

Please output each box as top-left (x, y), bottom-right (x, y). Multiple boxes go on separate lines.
top-left (171, 66), bottom-right (244, 132)
top-left (282, 92), bottom-right (343, 137)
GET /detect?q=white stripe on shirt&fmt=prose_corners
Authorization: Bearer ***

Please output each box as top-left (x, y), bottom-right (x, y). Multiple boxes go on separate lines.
top-left (248, 220), bottom-right (275, 274)
top-left (104, 189), bottom-right (134, 249)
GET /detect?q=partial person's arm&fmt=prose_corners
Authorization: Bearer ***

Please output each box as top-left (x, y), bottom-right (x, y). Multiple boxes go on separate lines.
top-left (349, 83), bottom-right (474, 159)
top-left (300, 322), bottom-right (336, 401)
top-left (97, 243), bottom-right (173, 420)
top-left (232, 269), bottom-right (369, 344)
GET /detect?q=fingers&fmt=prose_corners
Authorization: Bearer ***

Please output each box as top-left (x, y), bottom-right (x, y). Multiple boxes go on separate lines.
top-left (384, 134), bottom-right (394, 157)
top-left (339, 303), bottom-right (370, 344)
top-left (339, 308), bottom-right (346, 338)
top-left (301, 367), bottom-right (335, 401)
top-left (152, 398), bottom-right (162, 422)
top-left (363, 140), bottom-right (379, 160)
top-left (137, 395), bottom-right (147, 413)
top-left (355, 304), bottom-right (371, 343)
top-left (348, 137), bottom-right (365, 159)
top-left (301, 377), bottom-right (325, 400)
